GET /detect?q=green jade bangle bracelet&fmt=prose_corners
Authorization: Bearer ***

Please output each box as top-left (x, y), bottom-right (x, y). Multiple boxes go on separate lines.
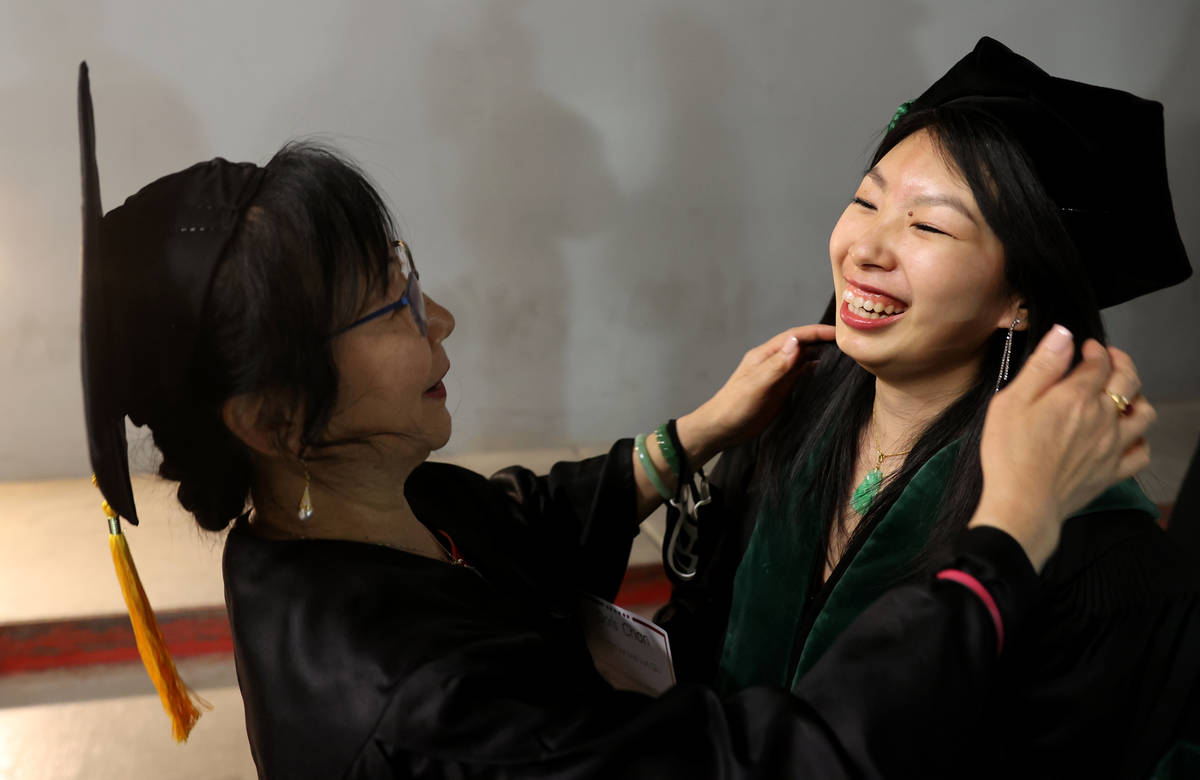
top-left (635, 433), bottom-right (674, 500)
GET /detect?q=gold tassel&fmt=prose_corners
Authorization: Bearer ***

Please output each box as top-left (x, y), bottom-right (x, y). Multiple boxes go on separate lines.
top-left (95, 477), bottom-right (211, 741)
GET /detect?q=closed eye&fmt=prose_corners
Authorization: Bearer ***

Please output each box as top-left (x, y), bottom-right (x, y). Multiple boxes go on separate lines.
top-left (914, 223), bottom-right (949, 235)
top-left (852, 197), bottom-right (876, 210)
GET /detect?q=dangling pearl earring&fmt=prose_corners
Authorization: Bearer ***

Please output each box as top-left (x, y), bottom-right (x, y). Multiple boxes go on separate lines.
top-left (994, 317), bottom-right (1022, 393)
top-left (298, 464), bottom-right (314, 521)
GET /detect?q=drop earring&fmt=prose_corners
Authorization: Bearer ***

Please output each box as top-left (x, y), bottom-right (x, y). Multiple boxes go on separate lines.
top-left (298, 464), bottom-right (314, 521)
top-left (994, 317), bottom-right (1022, 393)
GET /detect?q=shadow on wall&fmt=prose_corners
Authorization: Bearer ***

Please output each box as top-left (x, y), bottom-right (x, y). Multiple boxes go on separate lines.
top-left (591, 7), bottom-right (750, 417)
top-left (264, 0), bottom-right (410, 145)
top-left (1105, 3), bottom-right (1200, 400)
top-left (744, 0), bottom-right (930, 307)
top-left (423, 0), bottom-right (620, 448)
top-left (583, 0), bottom-right (928, 425)
top-left (0, 0), bottom-right (209, 479)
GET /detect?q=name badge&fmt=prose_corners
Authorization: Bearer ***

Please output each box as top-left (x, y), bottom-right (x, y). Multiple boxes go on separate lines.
top-left (580, 593), bottom-right (676, 696)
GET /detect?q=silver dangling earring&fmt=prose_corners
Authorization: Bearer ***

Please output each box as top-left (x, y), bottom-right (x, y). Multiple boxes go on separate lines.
top-left (298, 463), bottom-right (314, 521)
top-left (994, 317), bottom-right (1021, 393)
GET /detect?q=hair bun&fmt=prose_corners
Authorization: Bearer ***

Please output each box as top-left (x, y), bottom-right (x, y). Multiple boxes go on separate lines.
top-left (154, 414), bottom-right (250, 532)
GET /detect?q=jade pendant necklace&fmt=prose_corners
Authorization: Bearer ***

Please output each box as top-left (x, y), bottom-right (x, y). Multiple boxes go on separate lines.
top-left (849, 408), bottom-right (913, 516)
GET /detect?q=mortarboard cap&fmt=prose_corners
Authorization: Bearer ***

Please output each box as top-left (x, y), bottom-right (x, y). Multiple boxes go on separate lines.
top-left (898, 37), bottom-right (1191, 308)
top-left (79, 62), bottom-right (266, 526)
top-left (78, 61), bottom-right (265, 740)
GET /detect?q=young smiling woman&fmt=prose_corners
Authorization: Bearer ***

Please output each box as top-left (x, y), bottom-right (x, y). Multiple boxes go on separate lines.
top-left (832, 129), bottom-right (1018, 389)
top-left (663, 38), bottom-right (1199, 779)
top-left (821, 127), bottom-right (1026, 573)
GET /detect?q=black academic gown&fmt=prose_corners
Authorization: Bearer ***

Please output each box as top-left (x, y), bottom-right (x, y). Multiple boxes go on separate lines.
top-left (658, 442), bottom-right (1200, 779)
top-left (224, 440), bottom-right (1040, 779)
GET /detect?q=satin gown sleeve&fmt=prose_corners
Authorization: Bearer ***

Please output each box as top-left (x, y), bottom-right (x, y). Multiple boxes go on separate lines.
top-left (226, 442), bottom-right (1041, 779)
top-left (408, 440), bottom-right (643, 612)
top-left (338, 528), bottom-right (1038, 779)
top-left (965, 510), bottom-right (1200, 779)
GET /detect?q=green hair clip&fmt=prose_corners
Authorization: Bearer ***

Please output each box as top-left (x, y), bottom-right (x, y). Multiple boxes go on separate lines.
top-left (887, 100), bottom-right (913, 131)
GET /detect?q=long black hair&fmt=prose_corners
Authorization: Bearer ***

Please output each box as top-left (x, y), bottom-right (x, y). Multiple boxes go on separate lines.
top-left (757, 105), bottom-right (1106, 578)
top-left (151, 142), bottom-right (399, 532)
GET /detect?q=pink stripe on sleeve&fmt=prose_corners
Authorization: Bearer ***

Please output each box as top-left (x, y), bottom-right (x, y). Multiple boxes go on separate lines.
top-left (936, 569), bottom-right (1004, 655)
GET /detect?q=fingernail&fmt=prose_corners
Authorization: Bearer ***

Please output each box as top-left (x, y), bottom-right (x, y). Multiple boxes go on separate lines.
top-left (782, 336), bottom-right (800, 356)
top-left (1046, 324), bottom-right (1072, 353)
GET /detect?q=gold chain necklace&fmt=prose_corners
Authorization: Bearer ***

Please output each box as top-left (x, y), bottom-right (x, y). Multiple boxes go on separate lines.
top-left (849, 407), bottom-right (912, 516)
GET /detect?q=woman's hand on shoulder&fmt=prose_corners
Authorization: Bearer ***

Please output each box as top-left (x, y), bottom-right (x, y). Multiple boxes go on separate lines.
top-left (971, 325), bottom-right (1156, 570)
top-left (676, 325), bottom-right (836, 467)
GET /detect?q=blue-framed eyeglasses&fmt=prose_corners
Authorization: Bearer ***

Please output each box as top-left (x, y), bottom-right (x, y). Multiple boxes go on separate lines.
top-left (337, 239), bottom-right (427, 337)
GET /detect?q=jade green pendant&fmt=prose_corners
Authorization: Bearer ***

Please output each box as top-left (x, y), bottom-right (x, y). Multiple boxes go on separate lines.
top-left (850, 467), bottom-right (882, 515)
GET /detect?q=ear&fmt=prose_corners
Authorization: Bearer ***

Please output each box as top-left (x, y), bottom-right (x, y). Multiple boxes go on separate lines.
top-left (995, 298), bottom-right (1029, 332)
top-left (222, 392), bottom-right (304, 459)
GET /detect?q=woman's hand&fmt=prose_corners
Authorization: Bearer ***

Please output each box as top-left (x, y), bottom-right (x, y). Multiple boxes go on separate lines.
top-left (675, 324), bottom-right (836, 469)
top-left (970, 325), bottom-right (1156, 570)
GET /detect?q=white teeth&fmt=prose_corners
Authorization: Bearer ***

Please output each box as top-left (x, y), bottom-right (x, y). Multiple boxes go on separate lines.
top-left (846, 287), bottom-right (908, 317)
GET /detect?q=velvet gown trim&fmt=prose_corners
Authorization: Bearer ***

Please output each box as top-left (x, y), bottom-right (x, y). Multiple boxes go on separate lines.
top-left (717, 436), bottom-right (1159, 693)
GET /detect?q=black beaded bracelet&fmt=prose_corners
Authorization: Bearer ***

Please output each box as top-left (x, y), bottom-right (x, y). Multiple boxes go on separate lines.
top-left (665, 418), bottom-right (691, 483)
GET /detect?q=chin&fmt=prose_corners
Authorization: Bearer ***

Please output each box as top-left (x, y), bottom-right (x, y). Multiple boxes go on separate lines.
top-left (835, 328), bottom-right (887, 376)
top-left (835, 325), bottom-right (870, 360)
top-left (429, 416), bottom-right (452, 451)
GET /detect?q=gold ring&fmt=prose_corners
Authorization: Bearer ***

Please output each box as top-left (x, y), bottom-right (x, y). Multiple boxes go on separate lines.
top-left (1105, 390), bottom-right (1132, 416)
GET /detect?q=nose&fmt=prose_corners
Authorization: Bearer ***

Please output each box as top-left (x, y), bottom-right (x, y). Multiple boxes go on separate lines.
top-left (846, 220), bottom-right (900, 272)
top-left (423, 293), bottom-right (455, 344)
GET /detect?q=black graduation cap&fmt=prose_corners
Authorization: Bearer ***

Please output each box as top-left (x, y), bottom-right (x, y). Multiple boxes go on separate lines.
top-left (898, 36), bottom-right (1191, 308)
top-left (79, 62), bottom-right (266, 525)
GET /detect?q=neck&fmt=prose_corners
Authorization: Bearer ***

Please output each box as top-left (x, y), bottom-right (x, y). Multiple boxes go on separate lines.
top-left (250, 449), bottom-right (445, 559)
top-left (871, 364), bottom-right (978, 453)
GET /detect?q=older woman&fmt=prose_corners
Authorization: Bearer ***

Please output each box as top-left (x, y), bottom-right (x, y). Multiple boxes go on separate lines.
top-left (79, 56), bottom-right (1154, 778)
top-left (660, 38), bottom-right (1199, 779)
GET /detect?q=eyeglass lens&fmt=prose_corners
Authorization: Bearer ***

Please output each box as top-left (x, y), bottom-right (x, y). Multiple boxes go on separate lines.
top-left (395, 240), bottom-right (428, 336)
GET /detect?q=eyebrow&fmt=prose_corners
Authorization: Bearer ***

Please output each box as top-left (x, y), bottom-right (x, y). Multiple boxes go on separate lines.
top-left (864, 166), bottom-right (978, 226)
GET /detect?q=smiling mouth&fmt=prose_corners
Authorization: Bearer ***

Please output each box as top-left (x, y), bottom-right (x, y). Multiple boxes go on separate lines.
top-left (842, 287), bottom-right (908, 319)
top-left (424, 364), bottom-right (449, 398)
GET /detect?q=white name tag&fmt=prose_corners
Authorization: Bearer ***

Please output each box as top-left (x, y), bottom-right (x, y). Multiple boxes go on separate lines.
top-left (580, 593), bottom-right (676, 697)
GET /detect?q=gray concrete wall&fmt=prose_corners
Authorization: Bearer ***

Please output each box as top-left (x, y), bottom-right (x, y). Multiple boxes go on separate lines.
top-left (1, 0), bottom-right (1197, 480)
